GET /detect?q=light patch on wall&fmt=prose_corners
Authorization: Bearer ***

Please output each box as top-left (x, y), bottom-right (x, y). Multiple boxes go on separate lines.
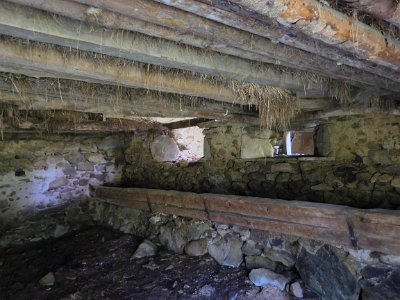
top-left (150, 126), bottom-right (205, 162)
top-left (173, 126), bottom-right (205, 162)
top-left (285, 131), bottom-right (315, 156)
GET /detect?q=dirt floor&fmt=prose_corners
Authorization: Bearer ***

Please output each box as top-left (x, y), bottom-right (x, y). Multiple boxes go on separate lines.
top-left (0, 226), bottom-right (294, 300)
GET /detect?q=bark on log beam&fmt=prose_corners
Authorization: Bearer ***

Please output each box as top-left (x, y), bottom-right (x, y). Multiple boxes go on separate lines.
top-left (5, 0), bottom-right (280, 66)
top-left (95, 187), bottom-right (400, 256)
top-left (0, 39), bottom-right (340, 119)
top-left (155, 0), bottom-right (400, 91)
top-left (0, 91), bottom-right (254, 123)
top-left (0, 1), bottom-right (323, 94)
top-left (1, 116), bottom-right (165, 133)
top-left (0, 37), bottom-right (239, 104)
top-left (229, 0), bottom-right (400, 71)
top-left (0, 75), bottom-right (257, 122)
top-left (36, 0), bottom-right (399, 93)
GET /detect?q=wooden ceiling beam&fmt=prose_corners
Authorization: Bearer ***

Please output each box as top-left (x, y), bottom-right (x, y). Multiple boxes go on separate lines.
top-left (1, 115), bottom-right (165, 133)
top-left (0, 1), bottom-right (326, 94)
top-left (6, 0), bottom-right (282, 67)
top-left (298, 98), bottom-right (339, 112)
top-left (227, 0), bottom-right (400, 72)
top-left (0, 37), bottom-right (342, 118)
top-left (0, 37), bottom-right (242, 103)
top-left (159, 0), bottom-right (400, 90)
top-left (0, 77), bottom-right (257, 123)
top-left (60, 0), bottom-right (400, 93)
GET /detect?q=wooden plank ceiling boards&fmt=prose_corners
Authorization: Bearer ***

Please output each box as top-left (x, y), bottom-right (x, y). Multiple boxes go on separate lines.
top-left (0, 0), bottom-right (399, 125)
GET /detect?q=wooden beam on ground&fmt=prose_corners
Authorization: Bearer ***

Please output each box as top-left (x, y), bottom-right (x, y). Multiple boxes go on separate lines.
top-left (156, 0), bottom-right (400, 91)
top-left (228, 0), bottom-right (400, 72)
top-left (56, 0), bottom-right (400, 94)
top-left (95, 187), bottom-right (400, 256)
top-left (0, 1), bottom-right (326, 94)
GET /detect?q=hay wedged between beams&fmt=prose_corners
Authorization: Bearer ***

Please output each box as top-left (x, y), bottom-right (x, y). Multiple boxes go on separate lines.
top-left (0, 36), bottom-right (352, 129)
top-left (232, 81), bottom-right (299, 130)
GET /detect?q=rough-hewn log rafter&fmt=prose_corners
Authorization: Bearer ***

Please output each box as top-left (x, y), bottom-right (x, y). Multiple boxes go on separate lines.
top-left (5, 0), bottom-right (280, 66)
top-left (0, 38), bottom-right (244, 103)
top-left (0, 1), bottom-right (326, 94)
top-left (20, 0), bottom-right (398, 94)
top-left (0, 86), bottom-right (256, 123)
top-left (228, 0), bottom-right (400, 71)
top-left (155, 0), bottom-right (400, 92)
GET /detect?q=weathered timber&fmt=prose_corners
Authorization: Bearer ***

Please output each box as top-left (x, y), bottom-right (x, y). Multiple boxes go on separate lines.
top-left (0, 40), bottom-right (339, 118)
top-left (64, 0), bottom-right (400, 93)
top-left (0, 2), bottom-right (325, 93)
top-left (160, 0), bottom-right (400, 89)
top-left (95, 187), bottom-right (400, 255)
top-left (228, 0), bottom-right (400, 71)
top-left (2, 117), bottom-right (164, 133)
top-left (6, 0), bottom-right (281, 66)
top-left (298, 98), bottom-right (339, 111)
top-left (164, 118), bottom-right (210, 129)
top-left (0, 78), bottom-right (256, 122)
top-left (0, 38), bottom-right (239, 104)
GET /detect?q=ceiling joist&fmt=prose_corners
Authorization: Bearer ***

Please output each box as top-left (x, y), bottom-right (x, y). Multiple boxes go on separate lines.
top-left (227, 0), bottom-right (400, 72)
top-left (0, 1), bottom-right (328, 94)
top-left (66, 0), bottom-right (400, 93)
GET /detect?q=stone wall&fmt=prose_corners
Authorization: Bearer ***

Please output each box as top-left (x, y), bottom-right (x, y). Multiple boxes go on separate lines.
top-left (124, 115), bottom-right (400, 209)
top-left (90, 200), bottom-right (400, 300)
top-left (316, 114), bottom-right (400, 162)
top-left (0, 134), bottom-right (128, 244)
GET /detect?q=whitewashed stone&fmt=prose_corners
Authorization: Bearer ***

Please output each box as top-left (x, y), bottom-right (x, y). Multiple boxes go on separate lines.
top-left (150, 136), bottom-right (180, 162)
top-left (131, 239), bottom-right (158, 259)
top-left (207, 234), bottom-right (243, 267)
top-left (49, 177), bottom-right (69, 189)
top-left (249, 268), bottom-right (289, 290)
top-left (290, 281), bottom-right (304, 298)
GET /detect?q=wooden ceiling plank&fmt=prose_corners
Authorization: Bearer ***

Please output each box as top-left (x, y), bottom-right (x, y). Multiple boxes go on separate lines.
top-left (0, 77), bottom-right (257, 122)
top-left (0, 0), bottom-right (332, 94)
top-left (157, 0), bottom-right (400, 90)
top-left (0, 37), bottom-right (240, 103)
top-left (227, 0), bottom-right (400, 72)
top-left (61, 0), bottom-right (400, 93)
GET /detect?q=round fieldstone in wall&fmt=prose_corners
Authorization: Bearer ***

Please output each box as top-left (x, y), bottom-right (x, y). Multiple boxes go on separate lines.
top-left (150, 136), bottom-right (180, 162)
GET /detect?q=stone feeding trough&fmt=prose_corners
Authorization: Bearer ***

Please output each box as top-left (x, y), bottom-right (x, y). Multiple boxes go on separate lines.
top-left (1, 0), bottom-right (400, 299)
